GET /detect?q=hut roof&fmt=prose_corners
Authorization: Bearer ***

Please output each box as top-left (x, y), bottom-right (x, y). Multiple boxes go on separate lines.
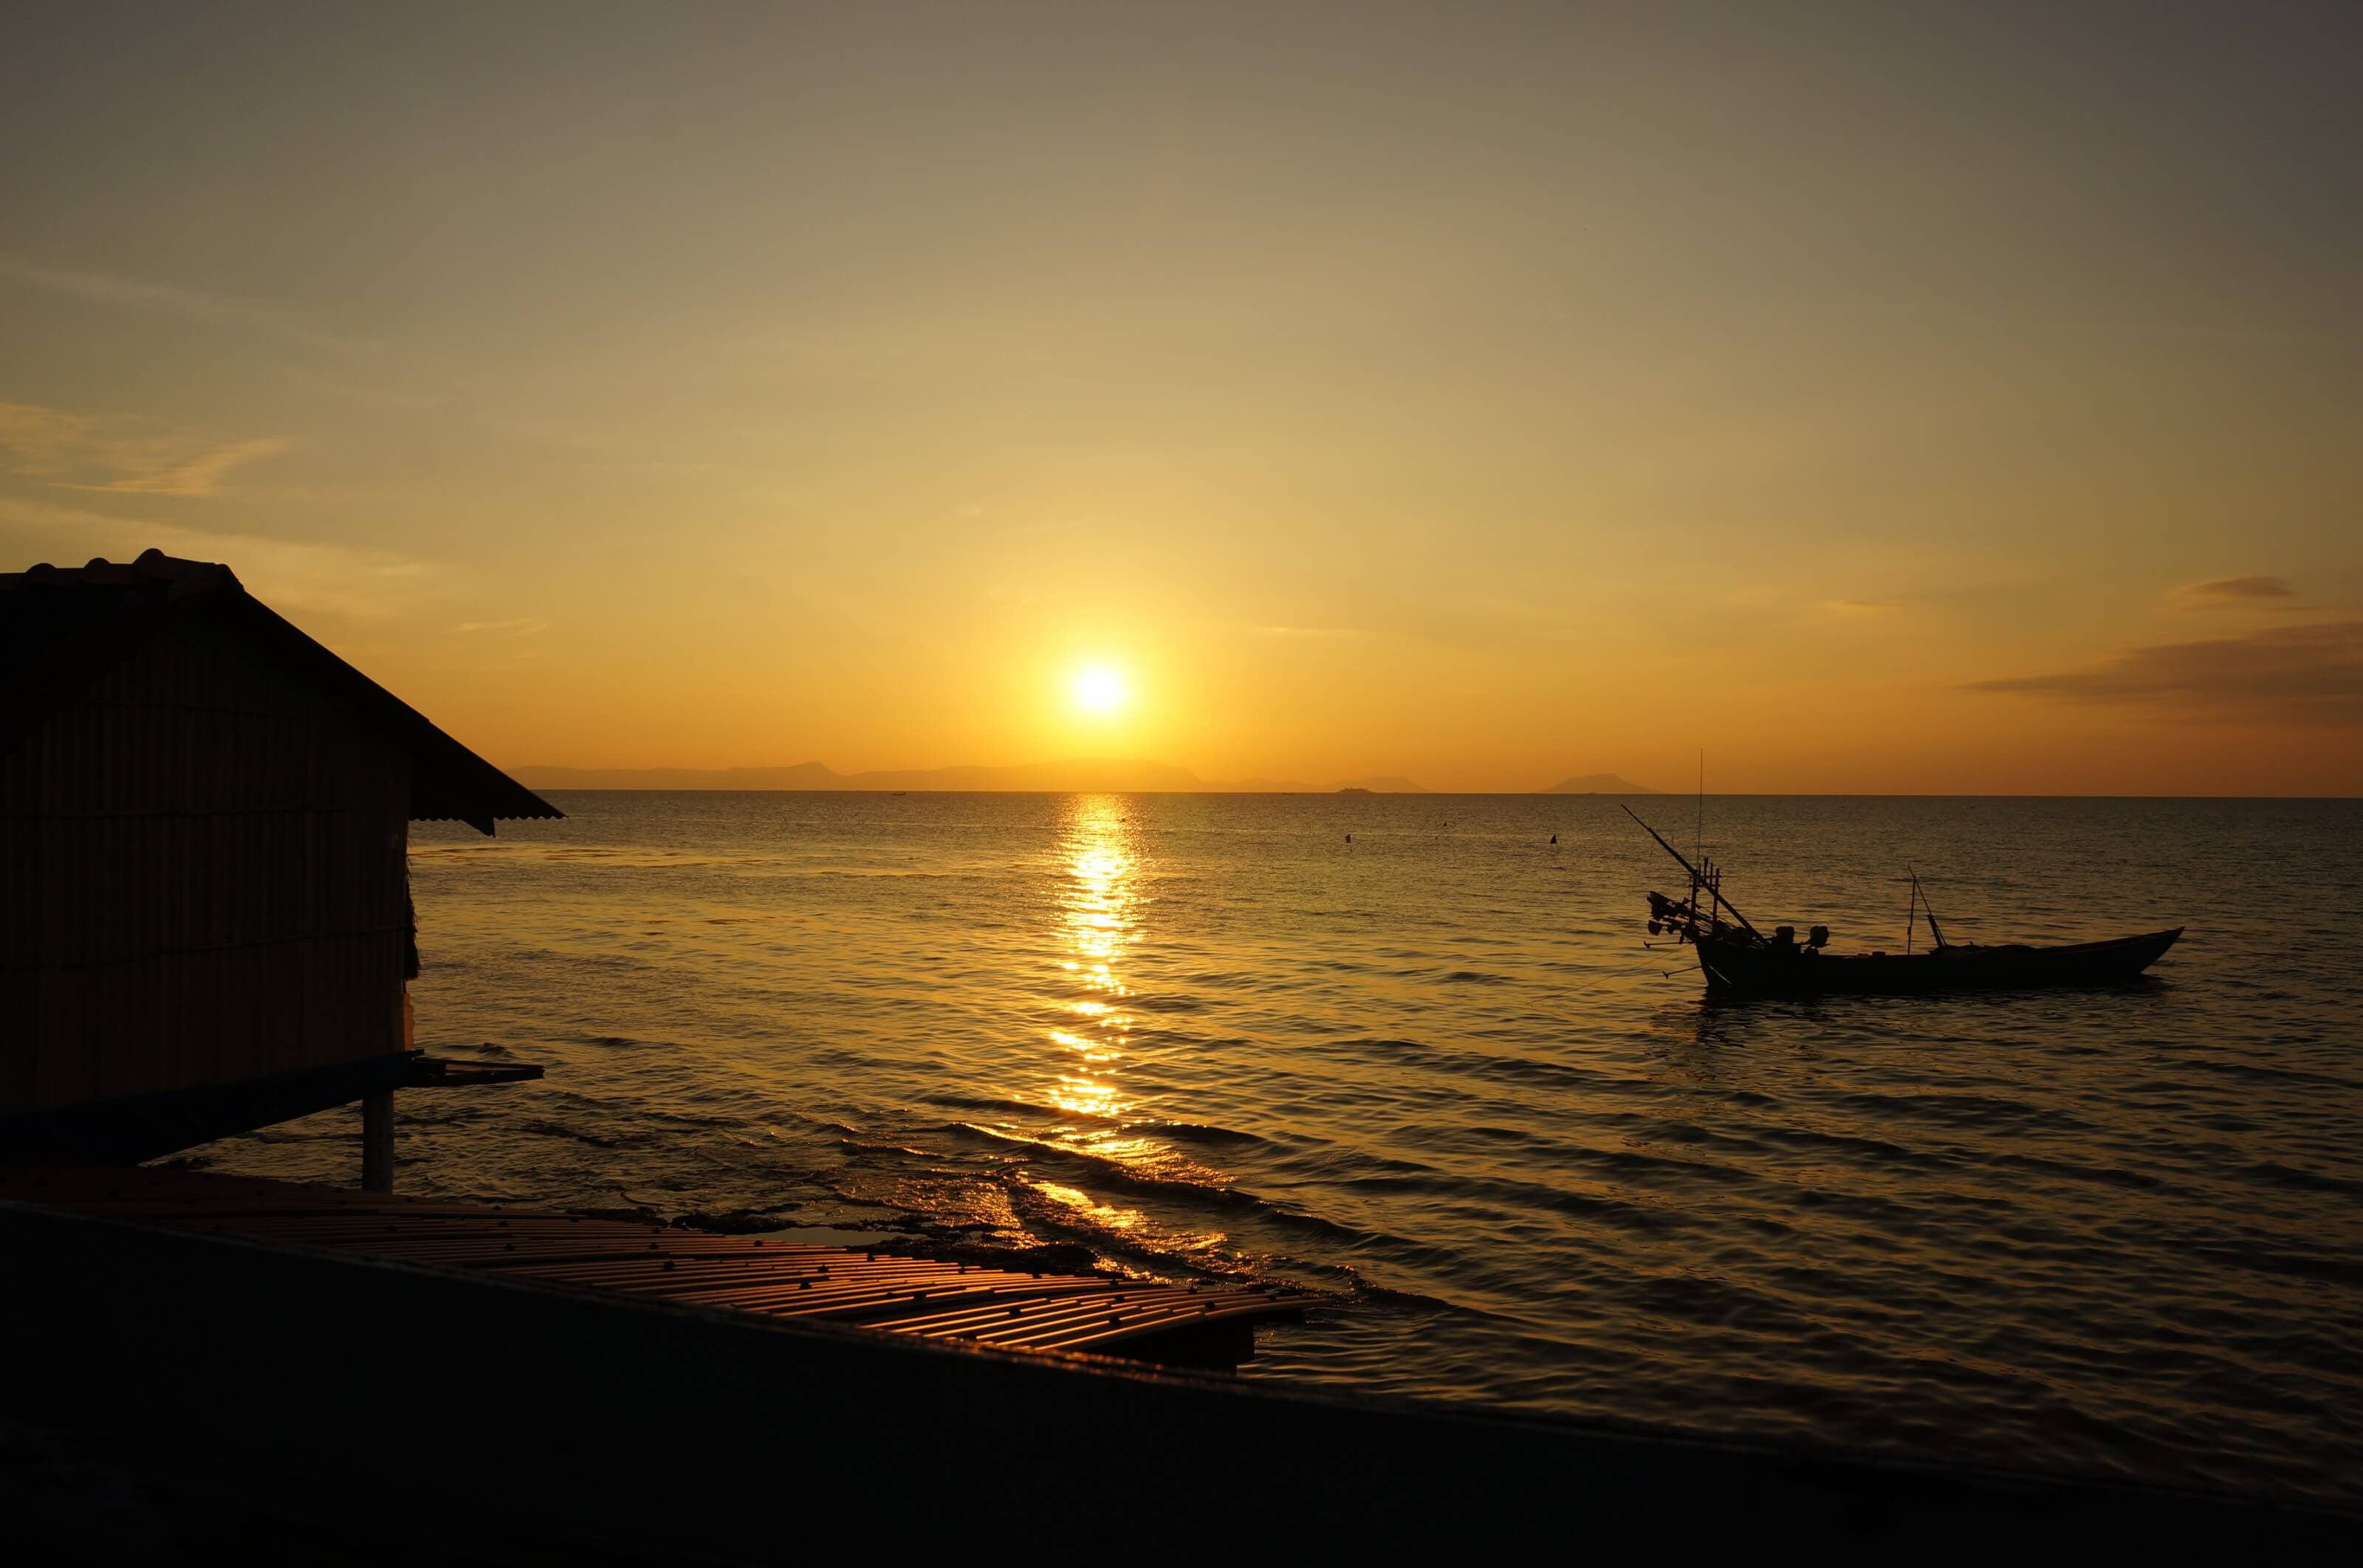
top-left (0, 549), bottom-right (560, 834)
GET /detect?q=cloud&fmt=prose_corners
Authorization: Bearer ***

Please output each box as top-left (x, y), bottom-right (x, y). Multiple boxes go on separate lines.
top-left (1824, 598), bottom-right (1910, 616)
top-left (455, 617), bottom-right (549, 637)
top-left (0, 257), bottom-right (360, 354)
top-left (2178, 575), bottom-right (2296, 605)
top-left (1969, 621), bottom-right (2363, 725)
top-left (72, 437), bottom-right (289, 498)
top-left (0, 401), bottom-right (286, 497)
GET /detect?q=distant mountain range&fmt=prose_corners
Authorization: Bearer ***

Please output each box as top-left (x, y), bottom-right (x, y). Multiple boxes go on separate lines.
top-left (510, 759), bottom-right (1430, 794)
top-left (510, 760), bottom-right (1650, 794)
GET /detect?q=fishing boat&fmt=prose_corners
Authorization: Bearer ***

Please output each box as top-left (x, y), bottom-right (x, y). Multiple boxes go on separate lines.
top-left (1627, 807), bottom-right (2181, 997)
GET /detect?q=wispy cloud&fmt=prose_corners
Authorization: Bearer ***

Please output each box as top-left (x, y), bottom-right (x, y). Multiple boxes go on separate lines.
top-left (1969, 622), bottom-right (2363, 725)
top-left (0, 257), bottom-right (360, 354)
top-left (1824, 597), bottom-right (1911, 616)
top-left (455, 616), bottom-right (549, 637)
top-left (0, 401), bottom-right (286, 498)
top-left (72, 437), bottom-right (289, 497)
top-left (2178, 575), bottom-right (2296, 605)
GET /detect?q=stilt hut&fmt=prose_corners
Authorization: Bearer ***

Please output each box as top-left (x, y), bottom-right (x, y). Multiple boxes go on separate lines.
top-left (0, 550), bottom-right (556, 1183)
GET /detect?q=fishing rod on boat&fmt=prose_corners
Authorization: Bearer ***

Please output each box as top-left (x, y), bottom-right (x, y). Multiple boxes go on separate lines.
top-left (1622, 805), bottom-right (1763, 941)
top-left (1918, 872), bottom-right (1949, 949)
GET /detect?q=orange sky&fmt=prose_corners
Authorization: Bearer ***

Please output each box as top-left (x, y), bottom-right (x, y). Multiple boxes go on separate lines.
top-left (1, 4), bottom-right (2357, 793)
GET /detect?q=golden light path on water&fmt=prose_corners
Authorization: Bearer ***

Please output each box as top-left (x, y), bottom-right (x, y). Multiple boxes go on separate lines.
top-left (1054, 794), bottom-right (1134, 1124)
top-left (1027, 795), bottom-right (1226, 1255)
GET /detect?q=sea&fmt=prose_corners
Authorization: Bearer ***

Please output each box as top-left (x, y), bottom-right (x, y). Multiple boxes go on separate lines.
top-left (188, 792), bottom-right (2363, 1505)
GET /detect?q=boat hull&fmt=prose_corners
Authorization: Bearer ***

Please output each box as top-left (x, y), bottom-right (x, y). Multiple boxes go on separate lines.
top-left (1695, 928), bottom-right (2183, 997)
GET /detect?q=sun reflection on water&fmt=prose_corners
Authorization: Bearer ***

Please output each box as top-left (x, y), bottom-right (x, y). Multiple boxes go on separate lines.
top-left (971, 797), bottom-right (1236, 1263)
top-left (1049, 796), bottom-right (1139, 1129)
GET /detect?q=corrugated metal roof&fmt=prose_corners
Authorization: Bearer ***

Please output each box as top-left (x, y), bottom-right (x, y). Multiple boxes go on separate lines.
top-left (0, 549), bottom-right (558, 834)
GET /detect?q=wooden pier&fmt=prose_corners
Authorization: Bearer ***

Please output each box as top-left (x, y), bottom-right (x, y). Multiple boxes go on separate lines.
top-left (4, 1174), bottom-right (2350, 1555)
top-left (0, 1164), bottom-right (1306, 1367)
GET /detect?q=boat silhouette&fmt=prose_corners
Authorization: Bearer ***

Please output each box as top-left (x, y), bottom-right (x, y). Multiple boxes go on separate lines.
top-left (1627, 807), bottom-right (2181, 997)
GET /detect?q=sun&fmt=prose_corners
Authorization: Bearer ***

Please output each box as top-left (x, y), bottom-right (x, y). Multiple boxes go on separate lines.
top-left (1069, 664), bottom-right (1129, 717)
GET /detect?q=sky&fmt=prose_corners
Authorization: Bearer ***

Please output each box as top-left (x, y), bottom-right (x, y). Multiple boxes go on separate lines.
top-left (1, 1), bottom-right (2357, 794)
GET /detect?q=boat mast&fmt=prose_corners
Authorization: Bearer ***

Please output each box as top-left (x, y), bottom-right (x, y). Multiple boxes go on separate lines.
top-left (1695, 750), bottom-right (1704, 872)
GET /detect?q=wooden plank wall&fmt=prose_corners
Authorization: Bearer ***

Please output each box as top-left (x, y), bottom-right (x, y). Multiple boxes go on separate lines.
top-left (0, 629), bottom-right (411, 1115)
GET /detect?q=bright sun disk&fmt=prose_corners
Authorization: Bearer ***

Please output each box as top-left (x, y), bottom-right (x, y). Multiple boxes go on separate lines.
top-left (1071, 664), bottom-right (1128, 715)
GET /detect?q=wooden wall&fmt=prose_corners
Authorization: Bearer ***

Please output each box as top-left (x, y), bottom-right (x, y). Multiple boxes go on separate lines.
top-left (0, 627), bottom-right (411, 1117)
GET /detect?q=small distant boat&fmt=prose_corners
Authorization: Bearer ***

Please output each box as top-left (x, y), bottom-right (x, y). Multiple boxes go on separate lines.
top-left (1626, 808), bottom-right (2181, 997)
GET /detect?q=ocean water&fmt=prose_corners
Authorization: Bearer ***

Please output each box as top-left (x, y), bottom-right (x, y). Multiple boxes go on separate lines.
top-left (193, 793), bottom-right (2363, 1503)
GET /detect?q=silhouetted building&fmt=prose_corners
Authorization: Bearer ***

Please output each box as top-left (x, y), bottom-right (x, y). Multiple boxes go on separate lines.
top-left (0, 550), bottom-right (556, 1172)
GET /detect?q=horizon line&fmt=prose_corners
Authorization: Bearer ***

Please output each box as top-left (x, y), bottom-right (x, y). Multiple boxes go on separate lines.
top-left (507, 786), bottom-right (2360, 800)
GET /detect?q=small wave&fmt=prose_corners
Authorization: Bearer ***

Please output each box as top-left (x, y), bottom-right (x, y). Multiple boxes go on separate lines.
top-left (2182, 1239), bottom-right (2363, 1289)
top-left (1146, 1119), bottom-right (1268, 1146)
top-left (1986, 1149), bottom-right (2167, 1192)
top-left (2240, 1160), bottom-right (2363, 1199)
top-left (1001, 1186), bottom-right (1232, 1278)
top-left (838, 1134), bottom-right (950, 1160)
top-left (1829, 1088), bottom-right (2079, 1132)
top-left (924, 1094), bottom-right (1265, 1148)
top-left (514, 1119), bottom-right (619, 1149)
top-left (925, 1090), bottom-right (1113, 1123)
top-left (1323, 1036), bottom-right (1600, 1097)
top-left (1334, 1274), bottom-right (1460, 1313)
top-left (1441, 969), bottom-right (1508, 985)
top-left (940, 1121), bottom-right (1388, 1247)
top-left (2178, 1056), bottom-right (2362, 1093)
top-left (1340, 1168), bottom-right (1698, 1236)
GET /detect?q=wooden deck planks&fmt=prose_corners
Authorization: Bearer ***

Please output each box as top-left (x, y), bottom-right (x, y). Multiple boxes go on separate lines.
top-left (0, 1165), bottom-right (1308, 1366)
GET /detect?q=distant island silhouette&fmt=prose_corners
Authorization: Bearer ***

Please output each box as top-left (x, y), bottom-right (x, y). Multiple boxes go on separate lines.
top-left (510, 760), bottom-right (1659, 794)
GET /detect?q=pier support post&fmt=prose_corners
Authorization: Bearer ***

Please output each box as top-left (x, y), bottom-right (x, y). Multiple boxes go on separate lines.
top-left (362, 1090), bottom-right (394, 1194)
